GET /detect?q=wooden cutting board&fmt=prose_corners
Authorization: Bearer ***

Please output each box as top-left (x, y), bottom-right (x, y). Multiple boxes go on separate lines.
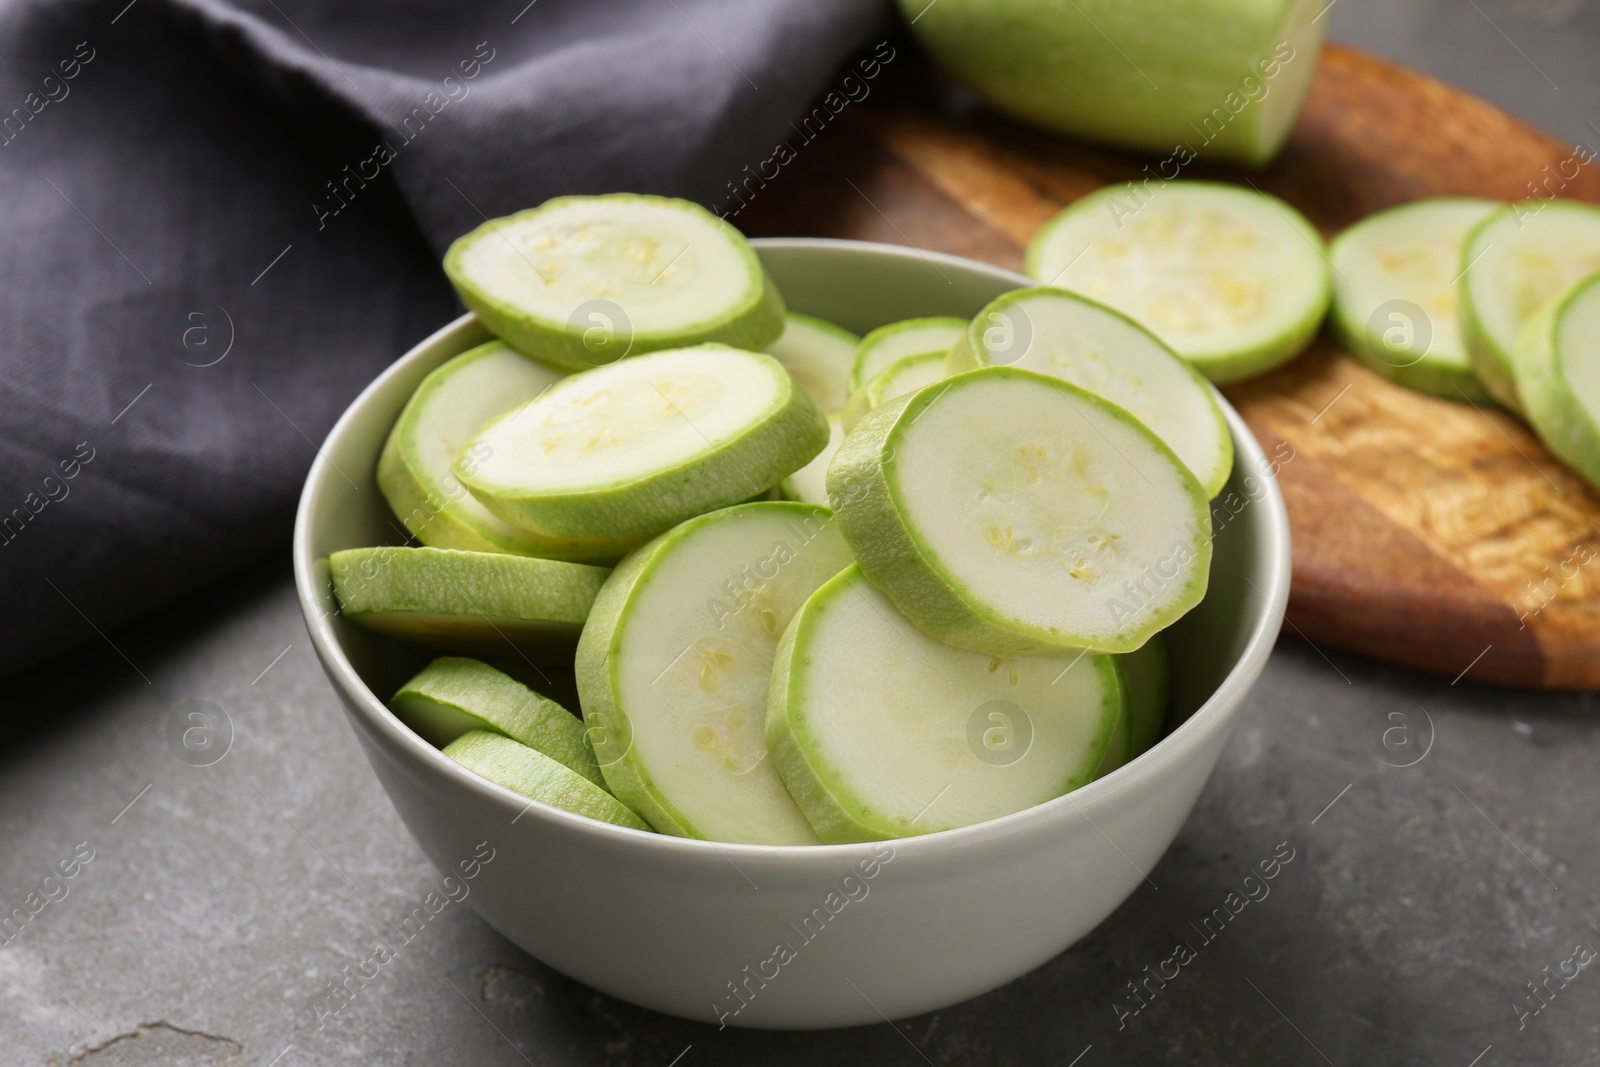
top-left (738, 45), bottom-right (1600, 690)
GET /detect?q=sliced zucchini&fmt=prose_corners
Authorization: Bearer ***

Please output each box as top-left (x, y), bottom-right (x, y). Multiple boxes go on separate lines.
top-left (841, 351), bottom-right (951, 434)
top-left (828, 368), bottom-right (1211, 656)
top-left (1092, 694), bottom-right (1134, 780)
top-left (458, 344), bottom-right (829, 541)
top-left (1092, 633), bottom-right (1170, 778)
top-left (1514, 271), bottom-right (1600, 489)
top-left (950, 287), bottom-right (1233, 498)
top-left (767, 566), bottom-right (1124, 842)
top-left (765, 312), bottom-right (858, 414)
top-left (849, 316), bottom-right (967, 392)
top-left (391, 657), bottom-right (602, 786)
top-left (1328, 198), bottom-right (1499, 402)
top-left (443, 730), bottom-right (650, 831)
top-left (377, 341), bottom-right (635, 564)
top-left (779, 414), bottom-right (843, 506)
top-left (900, 0), bottom-right (1326, 167)
top-left (1120, 632), bottom-right (1170, 757)
top-left (1025, 182), bottom-right (1331, 383)
top-left (1461, 199), bottom-right (1600, 411)
top-left (444, 194), bottom-right (784, 371)
top-left (576, 502), bottom-right (853, 844)
top-left (329, 546), bottom-right (608, 653)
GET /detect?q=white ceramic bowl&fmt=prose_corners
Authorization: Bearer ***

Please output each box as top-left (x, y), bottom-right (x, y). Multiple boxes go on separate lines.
top-left (293, 239), bottom-right (1291, 1029)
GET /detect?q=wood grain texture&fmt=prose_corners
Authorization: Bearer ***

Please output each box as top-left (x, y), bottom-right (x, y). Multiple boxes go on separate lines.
top-left (737, 45), bottom-right (1600, 689)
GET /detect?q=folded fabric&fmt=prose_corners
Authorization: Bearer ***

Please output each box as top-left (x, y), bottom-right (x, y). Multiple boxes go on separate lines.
top-left (0, 0), bottom-right (885, 680)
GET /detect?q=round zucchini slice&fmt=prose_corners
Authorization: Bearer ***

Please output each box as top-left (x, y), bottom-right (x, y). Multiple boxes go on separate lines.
top-left (444, 193), bottom-right (784, 371)
top-left (1025, 181), bottom-right (1331, 383)
top-left (827, 367), bottom-right (1211, 657)
top-left (458, 344), bottom-right (829, 541)
top-left (1460, 199), bottom-right (1600, 412)
top-left (576, 502), bottom-right (854, 844)
top-left (1514, 271), bottom-right (1600, 490)
top-left (950, 287), bottom-right (1233, 498)
top-left (377, 341), bottom-right (636, 563)
top-left (1328, 198), bottom-right (1499, 402)
top-left (767, 566), bottom-right (1125, 842)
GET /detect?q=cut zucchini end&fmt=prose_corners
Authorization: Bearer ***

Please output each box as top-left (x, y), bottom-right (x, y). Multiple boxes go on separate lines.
top-left (1244, 0), bottom-right (1328, 165)
top-left (443, 193), bottom-right (781, 371)
top-left (443, 730), bottom-right (651, 832)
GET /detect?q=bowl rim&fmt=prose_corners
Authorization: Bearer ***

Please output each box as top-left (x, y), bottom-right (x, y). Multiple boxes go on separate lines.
top-left (292, 236), bottom-right (1292, 866)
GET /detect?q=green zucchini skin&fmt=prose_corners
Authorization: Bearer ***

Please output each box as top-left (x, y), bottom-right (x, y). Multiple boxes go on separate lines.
top-left (827, 368), bottom-right (1211, 657)
top-left (901, 0), bottom-right (1327, 166)
top-left (444, 194), bottom-right (784, 372)
top-left (391, 657), bottom-right (603, 787)
top-left (444, 730), bottom-right (651, 832)
top-left (458, 345), bottom-right (830, 542)
top-left (766, 566), bottom-right (1125, 843)
top-left (1515, 272), bottom-right (1600, 490)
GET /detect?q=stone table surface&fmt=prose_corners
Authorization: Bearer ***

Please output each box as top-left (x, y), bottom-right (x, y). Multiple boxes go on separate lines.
top-left (5, 2), bottom-right (1600, 1065)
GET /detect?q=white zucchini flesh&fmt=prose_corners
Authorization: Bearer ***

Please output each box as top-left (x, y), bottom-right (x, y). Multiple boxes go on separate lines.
top-left (328, 546), bottom-right (609, 653)
top-left (1514, 271), bottom-right (1600, 489)
top-left (576, 502), bottom-right (854, 845)
top-left (765, 312), bottom-right (859, 414)
top-left (780, 414), bottom-right (843, 506)
top-left (1461, 199), bottom-right (1600, 412)
top-left (828, 368), bottom-right (1211, 656)
top-left (458, 345), bottom-right (828, 540)
top-left (377, 342), bottom-right (636, 564)
top-left (444, 730), bottom-right (650, 832)
top-left (849, 316), bottom-right (968, 392)
top-left (390, 657), bottom-right (603, 786)
top-left (767, 566), bottom-right (1124, 842)
top-left (1025, 181), bottom-right (1331, 383)
top-left (444, 193), bottom-right (783, 371)
top-left (1328, 198), bottom-right (1499, 403)
top-left (841, 351), bottom-right (951, 434)
top-left (950, 287), bottom-right (1233, 498)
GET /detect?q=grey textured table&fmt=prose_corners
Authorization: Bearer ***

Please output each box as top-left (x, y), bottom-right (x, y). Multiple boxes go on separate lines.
top-left (6, 3), bottom-right (1600, 1064)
